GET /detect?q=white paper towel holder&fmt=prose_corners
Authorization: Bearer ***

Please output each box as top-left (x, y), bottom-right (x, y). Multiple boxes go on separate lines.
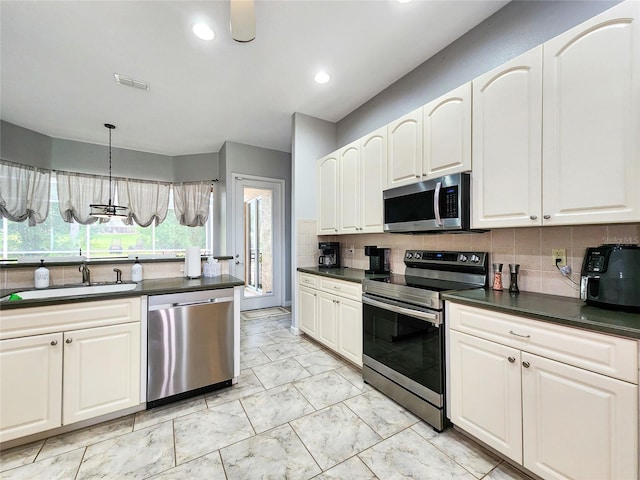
top-left (185, 246), bottom-right (202, 279)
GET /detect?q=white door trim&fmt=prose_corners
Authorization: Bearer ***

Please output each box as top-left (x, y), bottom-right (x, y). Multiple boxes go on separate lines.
top-left (231, 173), bottom-right (285, 311)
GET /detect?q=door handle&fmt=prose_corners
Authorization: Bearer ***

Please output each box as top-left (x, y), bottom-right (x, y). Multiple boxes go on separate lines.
top-left (434, 181), bottom-right (443, 226)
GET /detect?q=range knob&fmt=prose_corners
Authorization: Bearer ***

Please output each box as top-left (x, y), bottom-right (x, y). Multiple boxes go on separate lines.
top-left (414, 252), bottom-right (422, 260)
top-left (458, 254), bottom-right (468, 262)
top-left (470, 254), bottom-right (480, 263)
top-left (405, 252), bottom-right (413, 259)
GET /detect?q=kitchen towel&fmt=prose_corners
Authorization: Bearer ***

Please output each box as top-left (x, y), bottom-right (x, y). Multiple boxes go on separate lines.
top-left (185, 246), bottom-right (202, 278)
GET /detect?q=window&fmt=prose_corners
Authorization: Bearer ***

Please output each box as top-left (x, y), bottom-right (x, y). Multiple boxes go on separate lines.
top-left (0, 178), bottom-right (214, 260)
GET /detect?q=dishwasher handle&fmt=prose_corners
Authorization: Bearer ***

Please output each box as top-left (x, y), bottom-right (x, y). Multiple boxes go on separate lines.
top-left (149, 296), bottom-right (234, 311)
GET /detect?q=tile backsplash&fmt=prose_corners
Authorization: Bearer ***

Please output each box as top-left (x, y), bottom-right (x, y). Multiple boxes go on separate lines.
top-left (314, 223), bottom-right (639, 299)
top-left (2, 259), bottom-right (230, 290)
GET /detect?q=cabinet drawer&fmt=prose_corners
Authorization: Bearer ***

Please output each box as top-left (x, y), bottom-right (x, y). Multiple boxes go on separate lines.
top-left (448, 303), bottom-right (638, 383)
top-left (0, 297), bottom-right (142, 340)
top-left (318, 277), bottom-right (362, 301)
top-left (298, 273), bottom-right (318, 288)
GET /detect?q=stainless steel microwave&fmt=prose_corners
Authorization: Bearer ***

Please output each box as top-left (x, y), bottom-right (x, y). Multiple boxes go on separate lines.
top-left (383, 173), bottom-right (475, 234)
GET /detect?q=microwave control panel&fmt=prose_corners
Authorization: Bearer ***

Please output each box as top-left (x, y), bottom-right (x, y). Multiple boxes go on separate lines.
top-left (441, 186), bottom-right (458, 218)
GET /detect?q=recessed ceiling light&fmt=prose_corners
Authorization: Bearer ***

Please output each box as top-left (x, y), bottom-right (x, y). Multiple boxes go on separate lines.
top-left (314, 71), bottom-right (331, 84)
top-left (193, 23), bottom-right (214, 41)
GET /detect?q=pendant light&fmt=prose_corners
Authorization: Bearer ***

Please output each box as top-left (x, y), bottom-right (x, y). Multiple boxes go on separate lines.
top-left (90, 123), bottom-right (128, 219)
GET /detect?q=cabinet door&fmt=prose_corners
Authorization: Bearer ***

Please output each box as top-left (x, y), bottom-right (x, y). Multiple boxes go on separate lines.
top-left (339, 141), bottom-right (360, 233)
top-left (543, 1), bottom-right (640, 225)
top-left (522, 352), bottom-right (638, 480)
top-left (336, 297), bottom-right (363, 367)
top-left (317, 153), bottom-right (339, 234)
top-left (360, 127), bottom-right (387, 233)
top-left (423, 82), bottom-right (471, 179)
top-left (387, 107), bottom-right (423, 188)
top-left (298, 285), bottom-right (318, 338)
top-left (449, 330), bottom-right (523, 462)
top-left (317, 291), bottom-right (338, 351)
top-left (0, 333), bottom-right (63, 442)
top-left (472, 46), bottom-right (543, 229)
top-left (63, 322), bottom-right (140, 425)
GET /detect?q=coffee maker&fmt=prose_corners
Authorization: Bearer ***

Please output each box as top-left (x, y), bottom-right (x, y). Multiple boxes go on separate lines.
top-left (318, 242), bottom-right (341, 269)
top-left (365, 246), bottom-right (390, 274)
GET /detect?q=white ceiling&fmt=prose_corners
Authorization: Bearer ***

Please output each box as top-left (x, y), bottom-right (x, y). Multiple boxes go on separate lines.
top-left (1, 0), bottom-right (509, 156)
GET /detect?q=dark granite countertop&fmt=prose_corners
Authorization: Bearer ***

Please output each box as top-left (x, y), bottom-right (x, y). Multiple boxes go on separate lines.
top-left (0, 275), bottom-right (244, 310)
top-left (443, 288), bottom-right (640, 340)
top-left (297, 266), bottom-right (389, 283)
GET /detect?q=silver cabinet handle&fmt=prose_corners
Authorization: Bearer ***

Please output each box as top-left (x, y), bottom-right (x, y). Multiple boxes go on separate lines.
top-left (543, 215), bottom-right (551, 219)
top-left (66, 338), bottom-right (72, 344)
top-left (509, 330), bottom-right (530, 339)
top-left (522, 361), bottom-right (531, 368)
top-left (530, 215), bottom-right (537, 220)
top-left (508, 356), bottom-right (516, 363)
top-left (51, 340), bottom-right (58, 346)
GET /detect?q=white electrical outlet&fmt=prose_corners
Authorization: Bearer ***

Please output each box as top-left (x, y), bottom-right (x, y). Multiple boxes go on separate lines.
top-left (552, 248), bottom-right (567, 267)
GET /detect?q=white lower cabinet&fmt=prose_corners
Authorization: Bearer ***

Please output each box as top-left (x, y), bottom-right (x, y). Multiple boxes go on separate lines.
top-left (63, 322), bottom-right (141, 425)
top-left (297, 273), bottom-right (363, 367)
top-left (0, 333), bottom-right (63, 442)
top-left (448, 303), bottom-right (638, 480)
top-left (0, 297), bottom-right (142, 443)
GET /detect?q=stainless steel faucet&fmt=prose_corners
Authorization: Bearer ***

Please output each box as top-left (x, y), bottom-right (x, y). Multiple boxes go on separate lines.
top-left (79, 262), bottom-right (91, 285)
top-left (113, 268), bottom-right (123, 284)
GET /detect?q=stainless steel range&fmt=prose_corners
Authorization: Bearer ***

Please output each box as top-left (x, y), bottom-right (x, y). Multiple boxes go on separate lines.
top-left (362, 250), bottom-right (488, 431)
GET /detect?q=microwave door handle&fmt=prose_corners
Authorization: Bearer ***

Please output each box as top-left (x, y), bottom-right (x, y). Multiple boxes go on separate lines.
top-left (434, 181), bottom-right (443, 226)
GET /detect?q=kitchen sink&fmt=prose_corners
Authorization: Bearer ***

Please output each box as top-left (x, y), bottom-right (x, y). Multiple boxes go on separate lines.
top-left (1, 282), bottom-right (138, 302)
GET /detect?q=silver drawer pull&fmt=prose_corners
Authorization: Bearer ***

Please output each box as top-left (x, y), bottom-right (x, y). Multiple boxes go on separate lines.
top-left (508, 356), bottom-right (515, 363)
top-left (509, 330), bottom-right (531, 339)
top-left (66, 338), bottom-right (72, 344)
top-left (51, 340), bottom-right (58, 346)
top-left (522, 361), bottom-right (531, 368)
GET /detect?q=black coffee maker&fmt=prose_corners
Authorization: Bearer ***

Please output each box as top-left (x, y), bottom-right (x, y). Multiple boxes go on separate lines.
top-left (365, 246), bottom-right (390, 274)
top-left (318, 242), bottom-right (340, 269)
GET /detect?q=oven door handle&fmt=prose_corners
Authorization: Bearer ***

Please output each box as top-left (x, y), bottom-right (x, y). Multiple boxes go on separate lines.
top-left (362, 295), bottom-right (441, 326)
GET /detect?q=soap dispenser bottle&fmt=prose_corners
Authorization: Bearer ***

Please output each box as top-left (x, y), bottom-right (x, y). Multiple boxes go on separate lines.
top-left (131, 257), bottom-right (143, 282)
top-left (34, 259), bottom-right (50, 289)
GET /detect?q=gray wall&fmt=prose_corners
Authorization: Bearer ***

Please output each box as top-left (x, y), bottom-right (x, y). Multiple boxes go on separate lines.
top-left (336, 0), bottom-right (622, 147)
top-left (291, 113), bottom-right (336, 220)
top-left (1, 120), bottom-right (220, 182)
top-left (1, 121), bottom-right (52, 169)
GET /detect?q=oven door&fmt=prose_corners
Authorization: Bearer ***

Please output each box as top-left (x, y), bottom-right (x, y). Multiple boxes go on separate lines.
top-left (362, 293), bottom-right (444, 407)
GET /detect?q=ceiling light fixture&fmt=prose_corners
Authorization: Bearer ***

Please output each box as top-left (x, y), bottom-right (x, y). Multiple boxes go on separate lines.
top-left (314, 71), bottom-right (331, 84)
top-left (90, 124), bottom-right (128, 219)
top-left (193, 23), bottom-right (215, 40)
top-left (397, 0), bottom-right (413, 3)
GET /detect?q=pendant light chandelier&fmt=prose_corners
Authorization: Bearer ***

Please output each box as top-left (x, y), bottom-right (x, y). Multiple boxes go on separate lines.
top-left (90, 123), bottom-right (128, 219)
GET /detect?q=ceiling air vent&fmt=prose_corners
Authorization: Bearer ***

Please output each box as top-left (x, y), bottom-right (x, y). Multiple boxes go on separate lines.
top-left (114, 73), bottom-right (150, 91)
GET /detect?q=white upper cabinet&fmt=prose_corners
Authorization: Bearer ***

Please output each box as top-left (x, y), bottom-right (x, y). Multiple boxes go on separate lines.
top-left (338, 141), bottom-right (360, 234)
top-left (472, 47), bottom-right (543, 228)
top-left (423, 82), bottom-right (472, 180)
top-left (317, 152), bottom-right (339, 234)
top-left (542, 0), bottom-right (640, 225)
top-left (360, 127), bottom-right (387, 233)
top-left (387, 107), bottom-right (423, 188)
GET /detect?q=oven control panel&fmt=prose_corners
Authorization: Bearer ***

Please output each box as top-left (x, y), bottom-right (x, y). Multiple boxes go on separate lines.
top-left (405, 250), bottom-right (487, 267)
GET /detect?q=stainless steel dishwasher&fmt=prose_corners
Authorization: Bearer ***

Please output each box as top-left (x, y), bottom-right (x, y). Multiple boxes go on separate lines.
top-left (147, 288), bottom-right (234, 408)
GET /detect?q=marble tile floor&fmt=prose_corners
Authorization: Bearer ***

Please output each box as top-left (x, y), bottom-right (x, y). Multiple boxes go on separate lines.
top-left (0, 309), bottom-right (533, 480)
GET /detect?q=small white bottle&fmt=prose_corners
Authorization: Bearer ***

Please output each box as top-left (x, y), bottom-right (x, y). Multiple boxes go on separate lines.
top-left (131, 257), bottom-right (143, 282)
top-left (34, 259), bottom-right (50, 289)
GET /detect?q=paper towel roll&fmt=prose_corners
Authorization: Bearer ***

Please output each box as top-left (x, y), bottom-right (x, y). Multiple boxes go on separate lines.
top-left (186, 246), bottom-right (202, 278)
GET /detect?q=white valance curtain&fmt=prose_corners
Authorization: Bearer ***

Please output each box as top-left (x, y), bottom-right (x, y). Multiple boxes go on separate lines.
top-left (117, 178), bottom-right (170, 227)
top-left (173, 181), bottom-right (211, 227)
top-left (0, 160), bottom-right (51, 225)
top-left (56, 171), bottom-right (110, 225)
